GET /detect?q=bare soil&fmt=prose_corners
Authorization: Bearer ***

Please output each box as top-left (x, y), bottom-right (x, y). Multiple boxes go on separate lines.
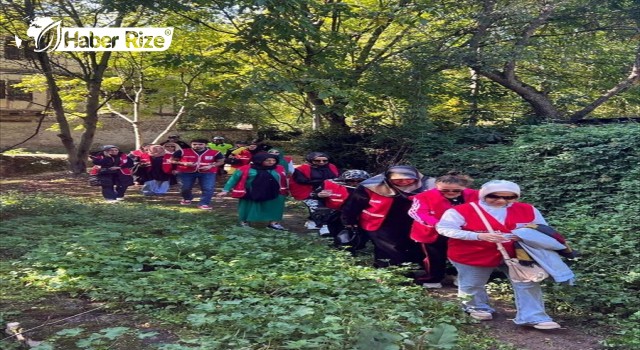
top-left (0, 169), bottom-right (606, 350)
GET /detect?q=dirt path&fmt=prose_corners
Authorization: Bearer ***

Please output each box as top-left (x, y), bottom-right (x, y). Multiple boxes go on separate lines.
top-left (0, 171), bottom-right (606, 350)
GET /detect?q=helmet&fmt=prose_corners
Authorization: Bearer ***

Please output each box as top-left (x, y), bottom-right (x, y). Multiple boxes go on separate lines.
top-left (339, 169), bottom-right (370, 181)
top-left (212, 136), bottom-right (224, 140)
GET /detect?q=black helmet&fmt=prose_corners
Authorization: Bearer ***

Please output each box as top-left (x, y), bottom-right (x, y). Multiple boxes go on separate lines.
top-left (338, 169), bottom-right (370, 181)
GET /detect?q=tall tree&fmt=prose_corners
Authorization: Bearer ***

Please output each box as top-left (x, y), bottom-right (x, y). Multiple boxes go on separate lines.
top-left (460, 0), bottom-right (640, 122)
top-left (0, 0), bottom-right (151, 173)
top-left (171, 0), bottom-right (444, 131)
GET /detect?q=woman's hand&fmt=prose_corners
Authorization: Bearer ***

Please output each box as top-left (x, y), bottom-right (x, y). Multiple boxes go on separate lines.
top-left (317, 190), bottom-right (333, 198)
top-left (216, 191), bottom-right (228, 197)
top-left (478, 232), bottom-right (510, 243)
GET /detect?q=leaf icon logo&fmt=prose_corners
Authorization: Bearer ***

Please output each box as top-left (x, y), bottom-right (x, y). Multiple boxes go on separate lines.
top-left (26, 17), bottom-right (62, 52)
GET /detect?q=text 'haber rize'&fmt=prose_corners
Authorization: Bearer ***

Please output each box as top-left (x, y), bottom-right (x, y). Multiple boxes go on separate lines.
top-left (63, 31), bottom-right (166, 49)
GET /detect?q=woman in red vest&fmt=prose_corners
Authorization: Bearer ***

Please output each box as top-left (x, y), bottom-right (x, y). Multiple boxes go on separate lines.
top-left (289, 152), bottom-right (339, 231)
top-left (341, 165), bottom-right (433, 267)
top-left (408, 172), bottom-right (479, 288)
top-left (89, 145), bottom-right (134, 202)
top-left (217, 153), bottom-right (289, 230)
top-left (436, 180), bottom-right (561, 330)
top-left (140, 145), bottom-right (175, 196)
top-left (310, 169), bottom-right (371, 238)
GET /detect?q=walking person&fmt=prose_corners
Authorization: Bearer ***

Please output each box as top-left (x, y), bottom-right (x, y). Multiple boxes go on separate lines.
top-left (162, 142), bottom-right (181, 186)
top-left (436, 180), bottom-right (562, 329)
top-left (141, 145), bottom-right (174, 196)
top-left (217, 153), bottom-right (289, 230)
top-left (341, 165), bottom-right (434, 267)
top-left (89, 145), bottom-right (134, 202)
top-left (171, 139), bottom-right (225, 210)
top-left (289, 152), bottom-right (339, 232)
top-left (313, 169), bottom-right (370, 241)
top-left (408, 172), bottom-right (478, 288)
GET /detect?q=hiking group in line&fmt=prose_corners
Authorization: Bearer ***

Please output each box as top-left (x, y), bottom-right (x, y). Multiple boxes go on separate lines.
top-left (89, 136), bottom-right (577, 331)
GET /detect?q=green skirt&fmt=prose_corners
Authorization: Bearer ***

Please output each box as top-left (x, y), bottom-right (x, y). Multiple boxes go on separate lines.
top-left (237, 195), bottom-right (286, 222)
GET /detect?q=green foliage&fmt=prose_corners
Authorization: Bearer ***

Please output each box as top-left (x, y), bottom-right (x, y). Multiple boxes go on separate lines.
top-left (409, 123), bottom-right (640, 348)
top-left (0, 194), bottom-right (469, 349)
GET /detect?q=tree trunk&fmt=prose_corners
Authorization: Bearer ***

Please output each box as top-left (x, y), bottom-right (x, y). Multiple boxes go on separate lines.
top-left (478, 70), bottom-right (561, 120)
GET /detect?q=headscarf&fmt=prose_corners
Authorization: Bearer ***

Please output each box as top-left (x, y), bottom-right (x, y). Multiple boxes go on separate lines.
top-left (250, 152), bottom-right (278, 170)
top-left (361, 165), bottom-right (432, 197)
top-left (163, 142), bottom-right (182, 152)
top-left (478, 180), bottom-right (521, 199)
top-left (268, 148), bottom-right (289, 170)
top-left (247, 152), bottom-right (280, 201)
top-left (102, 145), bottom-right (118, 151)
top-left (305, 152), bottom-right (330, 166)
top-left (148, 145), bottom-right (166, 157)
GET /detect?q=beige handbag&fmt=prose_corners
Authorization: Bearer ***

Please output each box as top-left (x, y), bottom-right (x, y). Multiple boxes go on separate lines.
top-left (470, 202), bottom-right (549, 283)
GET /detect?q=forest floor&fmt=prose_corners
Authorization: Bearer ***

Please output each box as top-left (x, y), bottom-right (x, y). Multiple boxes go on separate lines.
top-left (0, 167), bottom-right (607, 350)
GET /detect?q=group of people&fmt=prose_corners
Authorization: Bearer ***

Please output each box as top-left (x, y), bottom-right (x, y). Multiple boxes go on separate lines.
top-left (89, 137), bottom-right (575, 331)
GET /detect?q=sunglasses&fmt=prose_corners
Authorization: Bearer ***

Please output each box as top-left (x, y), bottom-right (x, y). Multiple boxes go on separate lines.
top-left (485, 194), bottom-right (518, 200)
top-left (439, 189), bottom-right (462, 193)
top-left (312, 159), bottom-right (329, 163)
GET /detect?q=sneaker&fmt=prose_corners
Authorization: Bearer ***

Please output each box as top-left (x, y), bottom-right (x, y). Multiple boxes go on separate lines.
top-left (105, 199), bottom-right (118, 203)
top-left (180, 200), bottom-right (192, 205)
top-left (422, 282), bottom-right (443, 289)
top-left (532, 321), bottom-right (561, 330)
top-left (304, 220), bottom-right (320, 230)
top-left (239, 222), bottom-right (250, 227)
top-left (318, 225), bottom-right (331, 236)
top-left (469, 311), bottom-right (493, 321)
top-left (267, 223), bottom-right (288, 231)
top-left (198, 205), bottom-right (212, 210)
top-left (115, 197), bottom-right (125, 201)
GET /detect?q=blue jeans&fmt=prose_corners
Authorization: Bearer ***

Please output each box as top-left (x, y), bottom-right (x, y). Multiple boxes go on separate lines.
top-left (451, 260), bottom-right (553, 325)
top-left (178, 172), bottom-right (216, 206)
top-left (142, 180), bottom-right (170, 196)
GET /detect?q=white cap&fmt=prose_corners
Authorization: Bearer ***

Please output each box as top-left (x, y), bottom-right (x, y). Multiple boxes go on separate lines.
top-left (479, 180), bottom-right (521, 199)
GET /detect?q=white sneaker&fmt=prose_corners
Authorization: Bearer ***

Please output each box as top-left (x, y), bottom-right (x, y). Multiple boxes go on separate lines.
top-left (532, 321), bottom-right (561, 330)
top-left (422, 282), bottom-right (443, 289)
top-left (318, 225), bottom-right (331, 236)
top-left (469, 311), bottom-right (493, 320)
top-left (115, 197), bottom-right (125, 201)
top-left (304, 220), bottom-right (320, 230)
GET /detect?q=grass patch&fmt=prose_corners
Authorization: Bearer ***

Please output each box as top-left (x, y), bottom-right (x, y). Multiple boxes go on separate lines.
top-left (0, 192), bottom-right (508, 349)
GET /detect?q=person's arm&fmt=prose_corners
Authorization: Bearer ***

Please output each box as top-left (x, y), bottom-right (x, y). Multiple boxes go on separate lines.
top-left (217, 168), bottom-right (245, 196)
top-left (340, 186), bottom-right (371, 226)
top-left (437, 208), bottom-right (511, 243)
top-left (170, 150), bottom-right (183, 164)
top-left (121, 155), bottom-right (134, 169)
top-left (407, 195), bottom-right (438, 225)
top-left (213, 152), bottom-right (225, 167)
top-left (436, 209), bottom-right (481, 240)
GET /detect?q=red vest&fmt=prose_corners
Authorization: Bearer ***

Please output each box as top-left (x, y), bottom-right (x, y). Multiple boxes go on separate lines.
top-left (176, 149), bottom-right (221, 173)
top-left (409, 188), bottom-right (479, 243)
top-left (447, 202), bottom-right (535, 267)
top-left (322, 180), bottom-right (350, 210)
top-left (289, 163), bottom-right (339, 200)
top-left (359, 190), bottom-right (394, 231)
top-left (230, 149), bottom-right (252, 169)
top-left (230, 165), bottom-right (288, 198)
top-left (90, 154), bottom-right (132, 175)
top-left (161, 154), bottom-right (174, 174)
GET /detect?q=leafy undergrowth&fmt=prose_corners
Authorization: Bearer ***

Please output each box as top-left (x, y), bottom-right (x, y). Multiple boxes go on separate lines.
top-left (0, 192), bottom-right (502, 350)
